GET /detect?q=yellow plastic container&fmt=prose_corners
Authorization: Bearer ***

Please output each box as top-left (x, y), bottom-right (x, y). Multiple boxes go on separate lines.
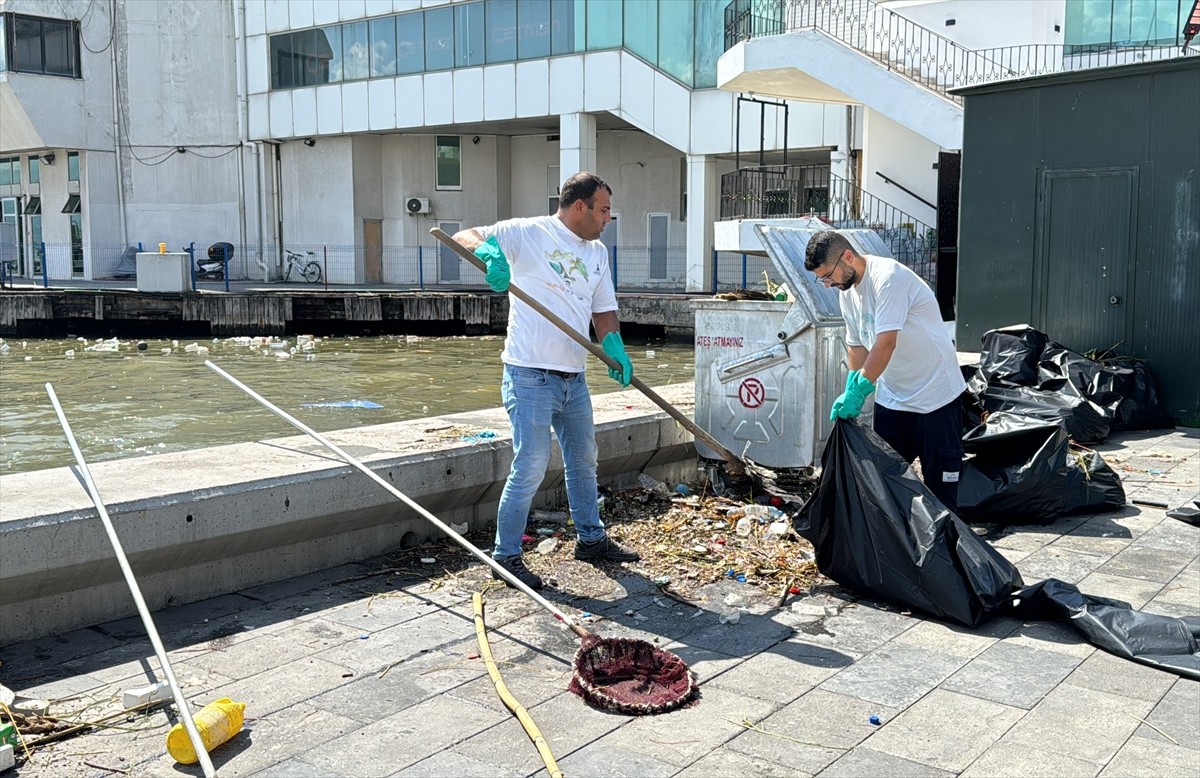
top-left (166, 697), bottom-right (246, 764)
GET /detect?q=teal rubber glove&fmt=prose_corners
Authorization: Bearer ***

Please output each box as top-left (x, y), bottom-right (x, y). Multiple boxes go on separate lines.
top-left (601, 331), bottom-right (634, 387)
top-left (830, 370), bottom-right (876, 420)
top-left (474, 236), bottom-right (510, 293)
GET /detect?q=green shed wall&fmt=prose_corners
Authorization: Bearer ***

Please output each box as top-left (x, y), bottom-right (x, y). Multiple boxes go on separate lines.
top-left (956, 57), bottom-right (1200, 424)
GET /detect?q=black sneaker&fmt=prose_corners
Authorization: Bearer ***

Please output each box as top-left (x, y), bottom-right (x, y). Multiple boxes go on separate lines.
top-left (491, 555), bottom-right (544, 590)
top-left (574, 535), bottom-right (641, 562)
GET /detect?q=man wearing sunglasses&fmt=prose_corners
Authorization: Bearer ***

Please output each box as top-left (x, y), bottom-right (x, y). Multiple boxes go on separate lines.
top-left (804, 230), bottom-right (966, 512)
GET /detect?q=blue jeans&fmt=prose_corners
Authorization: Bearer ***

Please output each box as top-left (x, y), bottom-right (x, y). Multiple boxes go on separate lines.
top-left (494, 364), bottom-right (606, 558)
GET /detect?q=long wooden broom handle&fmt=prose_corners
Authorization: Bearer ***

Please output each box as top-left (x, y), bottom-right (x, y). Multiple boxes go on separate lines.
top-left (430, 228), bottom-right (740, 466)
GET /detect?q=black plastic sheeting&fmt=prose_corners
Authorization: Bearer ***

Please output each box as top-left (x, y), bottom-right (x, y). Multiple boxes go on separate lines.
top-left (958, 412), bottom-right (1125, 524)
top-left (795, 421), bottom-right (1024, 627)
top-left (796, 421), bottom-right (1200, 680)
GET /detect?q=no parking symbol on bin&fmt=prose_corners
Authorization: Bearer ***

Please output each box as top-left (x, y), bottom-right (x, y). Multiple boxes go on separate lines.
top-left (738, 377), bottom-right (765, 408)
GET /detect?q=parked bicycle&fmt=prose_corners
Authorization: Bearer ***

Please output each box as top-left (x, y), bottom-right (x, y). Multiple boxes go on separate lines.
top-left (282, 249), bottom-right (322, 283)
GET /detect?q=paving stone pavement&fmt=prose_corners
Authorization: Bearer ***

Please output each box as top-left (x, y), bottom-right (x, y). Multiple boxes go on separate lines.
top-left (1, 429), bottom-right (1196, 777)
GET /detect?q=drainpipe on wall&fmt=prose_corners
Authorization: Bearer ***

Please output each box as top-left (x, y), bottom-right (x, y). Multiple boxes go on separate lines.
top-left (231, 0), bottom-right (268, 281)
top-left (110, 0), bottom-right (128, 247)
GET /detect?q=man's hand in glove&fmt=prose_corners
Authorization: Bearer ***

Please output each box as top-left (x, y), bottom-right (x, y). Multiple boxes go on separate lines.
top-left (830, 370), bottom-right (876, 420)
top-left (601, 332), bottom-right (633, 387)
top-left (474, 236), bottom-right (510, 293)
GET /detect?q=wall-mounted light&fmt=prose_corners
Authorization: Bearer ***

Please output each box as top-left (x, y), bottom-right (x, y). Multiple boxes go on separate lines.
top-left (303, 138), bottom-right (316, 147)
top-left (471, 136), bottom-right (481, 145)
top-left (41, 153), bottom-right (56, 165)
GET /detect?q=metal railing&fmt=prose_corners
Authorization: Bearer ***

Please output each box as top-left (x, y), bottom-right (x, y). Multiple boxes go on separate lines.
top-left (725, 0), bottom-right (1197, 101)
top-left (718, 164), bottom-right (936, 283)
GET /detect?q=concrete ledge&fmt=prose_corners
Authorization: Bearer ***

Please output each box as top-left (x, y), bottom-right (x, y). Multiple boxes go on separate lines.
top-left (0, 384), bottom-right (699, 645)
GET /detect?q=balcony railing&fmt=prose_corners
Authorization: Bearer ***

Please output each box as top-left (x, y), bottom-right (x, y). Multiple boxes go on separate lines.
top-left (724, 0), bottom-right (1197, 101)
top-left (719, 164), bottom-right (936, 283)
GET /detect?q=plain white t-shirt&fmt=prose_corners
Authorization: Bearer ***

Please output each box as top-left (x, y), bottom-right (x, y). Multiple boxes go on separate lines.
top-left (479, 215), bottom-right (618, 373)
top-left (839, 254), bottom-right (965, 413)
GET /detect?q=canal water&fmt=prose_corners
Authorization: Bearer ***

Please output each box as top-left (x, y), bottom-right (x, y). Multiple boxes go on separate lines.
top-left (0, 335), bottom-right (696, 474)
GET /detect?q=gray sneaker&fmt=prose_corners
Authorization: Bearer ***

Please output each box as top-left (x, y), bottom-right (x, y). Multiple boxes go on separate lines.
top-left (574, 535), bottom-right (641, 562)
top-left (491, 555), bottom-right (544, 590)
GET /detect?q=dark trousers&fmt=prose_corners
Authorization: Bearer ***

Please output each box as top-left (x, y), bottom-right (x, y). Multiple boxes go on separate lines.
top-left (873, 398), bottom-right (963, 513)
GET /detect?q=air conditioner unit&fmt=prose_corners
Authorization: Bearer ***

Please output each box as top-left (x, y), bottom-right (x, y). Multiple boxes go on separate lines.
top-left (405, 196), bottom-right (430, 214)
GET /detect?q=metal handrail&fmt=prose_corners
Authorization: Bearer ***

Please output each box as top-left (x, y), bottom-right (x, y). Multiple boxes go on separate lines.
top-left (725, 0), bottom-right (1197, 102)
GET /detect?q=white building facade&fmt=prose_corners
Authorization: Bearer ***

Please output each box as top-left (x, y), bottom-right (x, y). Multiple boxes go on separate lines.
top-left (1, 0), bottom-right (1193, 289)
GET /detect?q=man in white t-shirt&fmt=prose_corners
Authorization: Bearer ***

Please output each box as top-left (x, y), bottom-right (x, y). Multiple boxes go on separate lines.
top-left (452, 172), bottom-right (639, 591)
top-left (804, 230), bottom-right (967, 511)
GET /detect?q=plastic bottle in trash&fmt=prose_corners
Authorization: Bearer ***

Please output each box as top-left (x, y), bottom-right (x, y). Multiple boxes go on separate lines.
top-left (734, 517), bottom-right (753, 537)
top-left (166, 697), bottom-right (246, 765)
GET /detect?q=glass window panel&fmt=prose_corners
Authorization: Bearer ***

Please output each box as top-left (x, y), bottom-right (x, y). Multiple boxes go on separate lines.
top-left (1141, 0), bottom-right (1184, 45)
top-left (318, 26), bottom-right (342, 83)
top-left (13, 17), bottom-right (42, 71)
top-left (68, 151), bottom-right (80, 182)
top-left (586, 0), bottom-right (622, 50)
top-left (342, 21), bottom-right (369, 80)
top-left (1064, 0), bottom-right (1114, 48)
top-left (1112, 0), bottom-right (1134, 43)
top-left (658, 1), bottom-right (694, 83)
top-left (70, 213), bottom-right (83, 275)
top-left (435, 135), bottom-right (462, 190)
top-left (693, 0), bottom-right (724, 88)
top-left (32, 215), bottom-right (43, 274)
top-left (0, 16), bottom-right (7, 71)
top-left (623, 1), bottom-right (657, 62)
top-left (425, 6), bottom-right (454, 71)
top-left (517, 0), bottom-right (551, 59)
top-left (455, 2), bottom-right (485, 67)
top-left (43, 19), bottom-right (73, 75)
top-left (29, 156), bottom-right (40, 184)
top-left (396, 13), bottom-right (424, 74)
top-left (12, 157), bottom-right (21, 186)
top-left (370, 17), bottom-right (397, 77)
top-left (486, 0), bottom-right (518, 63)
top-left (551, 0), bottom-right (581, 55)
top-left (0, 159), bottom-right (11, 187)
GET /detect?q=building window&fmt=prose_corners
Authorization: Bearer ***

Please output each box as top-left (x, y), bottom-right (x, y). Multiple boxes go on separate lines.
top-left (67, 151), bottom-right (79, 182)
top-left (28, 155), bottom-right (39, 184)
top-left (62, 194), bottom-right (81, 213)
top-left (435, 136), bottom-right (461, 190)
top-left (455, 2), bottom-right (484, 68)
top-left (30, 213), bottom-right (43, 275)
top-left (25, 195), bottom-right (40, 214)
top-left (0, 157), bottom-right (20, 185)
top-left (369, 17), bottom-right (397, 77)
top-left (424, 6), bottom-right (454, 71)
top-left (486, 0), bottom-right (518, 63)
top-left (2, 13), bottom-right (81, 77)
top-left (341, 21), bottom-right (369, 81)
top-left (70, 212), bottom-right (83, 275)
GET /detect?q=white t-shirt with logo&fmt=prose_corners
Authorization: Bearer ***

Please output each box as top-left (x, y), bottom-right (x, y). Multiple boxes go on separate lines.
top-left (479, 215), bottom-right (618, 373)
top-left (839, 254), bottom-right (965, 413)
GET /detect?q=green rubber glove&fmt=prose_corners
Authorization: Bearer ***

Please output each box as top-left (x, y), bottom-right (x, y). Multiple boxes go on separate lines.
top-left (830, 370), bottom-right (876, 420)
top-left (474, 236), bottom-right (510, 293)
top-left (601, 331), bottom-right (634, 387)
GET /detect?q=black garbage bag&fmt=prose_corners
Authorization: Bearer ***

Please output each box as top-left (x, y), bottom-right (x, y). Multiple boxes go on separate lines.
top-left (1061, 445), bottom-right (1126, 515)
top-left (1106, 359), bottom-right (1173, 431)
top-left (980, 383), bottom-right (1111, 445)
top-left (960, 365), bottom-right (987, 430)
top-left (980, 325), bottom-right (1048, 386)
top-left (958, 413), bottom-right (1071, 523)
top-left (958, 413), bottom-right (1125, 523)
top-left (1006, 579), bottom-right (1200, 680)
top-left (794, 420), bottom-right (1024, 627)
top-left (1167, 497), bottom-right (1200, 526)
top-left (1037, 344), bottom-right (1126, 422)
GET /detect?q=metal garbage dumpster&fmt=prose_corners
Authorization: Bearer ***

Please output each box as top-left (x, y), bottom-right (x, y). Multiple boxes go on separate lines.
top-left (693, 226), bottom-right (892, 474)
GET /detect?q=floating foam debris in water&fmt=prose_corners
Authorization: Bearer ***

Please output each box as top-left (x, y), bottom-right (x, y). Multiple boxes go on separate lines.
top-left (65, 349), bottom-right (76, 358)
top-left (302, 400), bottom-right (384, 409)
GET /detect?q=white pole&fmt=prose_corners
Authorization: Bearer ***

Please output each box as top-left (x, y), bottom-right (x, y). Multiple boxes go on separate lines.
top-left (45, 384), bottom-right (217, 778)
top-left (202, 360), bottom-right (583, 634)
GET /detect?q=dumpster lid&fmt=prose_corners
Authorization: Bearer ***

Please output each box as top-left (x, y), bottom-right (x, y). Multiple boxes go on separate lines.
top-left (753, 225), bottom-right (845, 325)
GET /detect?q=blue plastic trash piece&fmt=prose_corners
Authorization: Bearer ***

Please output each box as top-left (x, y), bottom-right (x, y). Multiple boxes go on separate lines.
top-left (726, 569), bottom-right (736, 578)
top-left (869, 714), bottom-right (882, 725)
top-left (674, 483), bottom-right (692, 496)
top-left (735, 574), bottom-right (747, 583)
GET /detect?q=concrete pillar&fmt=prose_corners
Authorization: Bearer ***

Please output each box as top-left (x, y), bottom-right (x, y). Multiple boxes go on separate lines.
top-left (685, 154), bottom-right (718, 293)
top-left (829, 149), bottom-right (850, 223)
top-left (559, 113), bottom-right (597, 176)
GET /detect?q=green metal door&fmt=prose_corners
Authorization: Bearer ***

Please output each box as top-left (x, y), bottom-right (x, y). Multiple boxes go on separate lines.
top-left (1035, 168), bottom-right (1136, 353)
